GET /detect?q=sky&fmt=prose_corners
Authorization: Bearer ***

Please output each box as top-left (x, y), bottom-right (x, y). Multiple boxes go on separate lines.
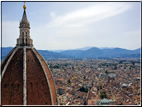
top-left (1, 1), bottom-right (141, 50)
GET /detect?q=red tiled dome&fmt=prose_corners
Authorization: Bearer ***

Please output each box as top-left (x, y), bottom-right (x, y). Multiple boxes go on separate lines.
top-left (1, 3), bottom-right (57, 105)
top-left (2, 47), bottom-right (57, 105)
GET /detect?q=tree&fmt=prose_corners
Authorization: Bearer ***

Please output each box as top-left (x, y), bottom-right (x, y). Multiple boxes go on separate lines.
top-left (84, 76), bottom-right (86, 79)
top-left (84, 101), bottom-right (87, 105)
top-left (119, 61), bottom-right (123, 64)
top-left (100, 91), bottom-right (107, 99)
top-left (67, 79), bottom-right (71, 84)
top-left (79, 86), bottom-right (88, 93)
top-left (105, 70), bottom-right (108, 74)
top-left (131, 61), bottom-right (135, 65)
top-left (100, 85), bottom-right (102, 89)
top-left (114, 66), bottom-right (117, 70)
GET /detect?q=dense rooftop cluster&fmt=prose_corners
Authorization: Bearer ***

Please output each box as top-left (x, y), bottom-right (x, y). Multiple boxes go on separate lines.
top-left (47, 58), bottom-right (140, 105)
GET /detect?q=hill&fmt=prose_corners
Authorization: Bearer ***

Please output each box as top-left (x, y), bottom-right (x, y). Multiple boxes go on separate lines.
top-left (60, 47), bottom-right (141, 58)
top-left (1, 47), bottom-right (73, 61)
top-left (1, 47), bottom-right (141, 61)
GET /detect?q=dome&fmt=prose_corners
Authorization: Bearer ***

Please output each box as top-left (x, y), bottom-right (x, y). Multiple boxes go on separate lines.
top-left (1, 3), bottom-right (57, 105)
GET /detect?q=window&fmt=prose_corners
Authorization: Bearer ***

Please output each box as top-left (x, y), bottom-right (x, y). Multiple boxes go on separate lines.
top-left (17, 84), bottom-right (20, 88)
top-left (22, 38), bottom-right (24, 45)
top-left (26, 39), bottom-right (27, 45)
top-left (27, 59), bottom-right (30, 62)
top-left (26, 32), bottom-right (27, 37)
top-left (30, 82), bottom-right (32, 87)
top-left (4, 84), bottom-right (7, 88)
top-left (11, 83), bottom-right (14, 87)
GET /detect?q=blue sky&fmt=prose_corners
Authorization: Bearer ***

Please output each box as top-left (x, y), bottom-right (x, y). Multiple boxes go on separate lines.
top-left (2, 2), bottom-right (141, 50)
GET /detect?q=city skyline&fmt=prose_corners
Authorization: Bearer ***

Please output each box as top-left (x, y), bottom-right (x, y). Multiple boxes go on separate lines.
top-left (2, 2), bottom-right (141, 50)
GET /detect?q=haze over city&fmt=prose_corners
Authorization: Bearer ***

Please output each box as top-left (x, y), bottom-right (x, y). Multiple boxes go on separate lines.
top-left (2, 2), bottom-right (141, 50)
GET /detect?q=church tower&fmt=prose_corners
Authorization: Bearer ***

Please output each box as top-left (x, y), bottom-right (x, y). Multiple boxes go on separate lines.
top-left (1, 3), bottom-right (57, 105)
top-left (16, 3), bottom-right (33, 47)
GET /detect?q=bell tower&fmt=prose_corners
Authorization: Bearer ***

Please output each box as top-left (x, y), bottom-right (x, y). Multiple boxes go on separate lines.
top-left (16, 2), bottom-right (33, 47)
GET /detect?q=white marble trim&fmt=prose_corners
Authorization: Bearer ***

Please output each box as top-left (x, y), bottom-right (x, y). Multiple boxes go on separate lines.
top-left (32, 48), bottom-right (54, 105)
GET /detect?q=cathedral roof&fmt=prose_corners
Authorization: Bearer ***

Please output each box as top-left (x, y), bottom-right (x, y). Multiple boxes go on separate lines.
top-left (1, 3), bottom-right (57, 105)
top-left (2, 47), bottom-right (57, 105)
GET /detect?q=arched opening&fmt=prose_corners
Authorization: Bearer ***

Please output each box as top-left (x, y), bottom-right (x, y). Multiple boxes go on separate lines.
top-left (4, 84), bottom-right (7, 88)
top-left (30, 82), bottom-right (32, 87)
top-left (26, 32), bottom-right (27, 38)
top-left (26, 38), bottom-right (27, 45)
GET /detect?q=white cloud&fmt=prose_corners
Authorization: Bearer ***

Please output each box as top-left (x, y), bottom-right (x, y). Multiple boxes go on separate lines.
top-left (48, 2), bottom-right (132, 28)
top-left (31, 2), bottom-right (133, 50)
top-left (50, 12), bottom-right (56, 18)
top-left (2, 21), bottom-right (19, 47)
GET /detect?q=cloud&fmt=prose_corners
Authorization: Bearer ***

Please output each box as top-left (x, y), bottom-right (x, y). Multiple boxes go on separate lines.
top-left (50, 12), bottom-right (56, 18)
top-left (2, 21), bottom-right (19, 47)
top-left (48, 2), bottom-right (132, 28)
top-left (31, 2), bottom-right (133, 50)
top-left (3, 2), bottom-right (139, 50)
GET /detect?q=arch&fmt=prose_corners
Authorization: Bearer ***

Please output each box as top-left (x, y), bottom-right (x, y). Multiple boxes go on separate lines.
top-left (22, 32), bottom-right (24, 37)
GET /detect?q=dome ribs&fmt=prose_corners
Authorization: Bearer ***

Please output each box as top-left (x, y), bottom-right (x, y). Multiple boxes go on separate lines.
top-left (2, 48), bottom-right (24, 105)
top-left (33, 48), bottom-right (57, 105)
top-left (1, 47), bottom-right (16, 75)
top-left (26, 48), bottom-right (52, 105)
top-left (2, 47), bottom-right (57, 105)
top-left (23, 47), bottom-right (27, 105)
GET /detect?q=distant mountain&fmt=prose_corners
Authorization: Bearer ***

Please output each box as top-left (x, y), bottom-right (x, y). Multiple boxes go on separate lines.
top-left (1, 47), bottom-right (73, 61)
top-left (38, 50), bottom-right (73, 59)
top-left (49, 50), bottom-right (65, 53)
top-left (1, 47), bottom-right (141, 61)
top-left (60, 47), bottom-right (141, 58)
top-left (1, 47), bottom-right (13, 60)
